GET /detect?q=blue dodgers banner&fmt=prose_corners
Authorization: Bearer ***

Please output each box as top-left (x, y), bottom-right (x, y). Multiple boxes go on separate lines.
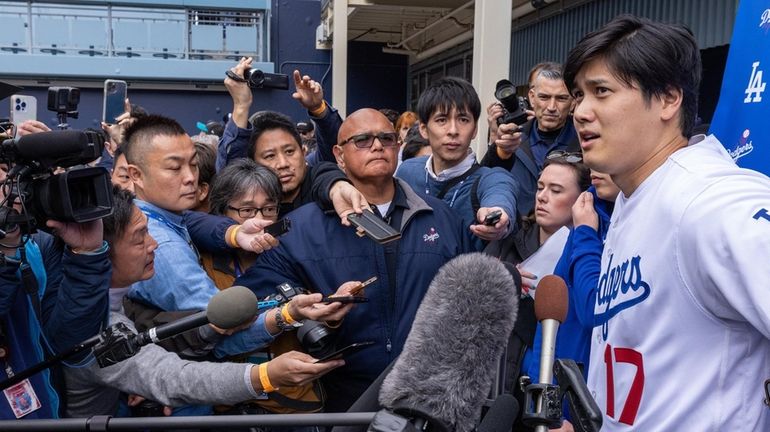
top-left (710, 0), bottom-right (770, 175)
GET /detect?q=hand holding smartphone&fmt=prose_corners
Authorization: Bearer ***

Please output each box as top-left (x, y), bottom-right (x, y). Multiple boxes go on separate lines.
top-left (483, 210), bottom-right (502, 226)
top-left (264, 218), bottom-right (291, 237)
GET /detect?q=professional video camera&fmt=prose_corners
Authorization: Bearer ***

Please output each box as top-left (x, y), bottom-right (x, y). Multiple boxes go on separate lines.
top-left (0, 130), bottom-right (113, 235)
top-left (494, 79), bottom-right (530, 126)
top-left (265, 282), bottom-right (338, 358)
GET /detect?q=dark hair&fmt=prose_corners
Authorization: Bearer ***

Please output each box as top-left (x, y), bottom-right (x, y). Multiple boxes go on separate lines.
top-left (205, 120), bottom-right (224, 138)
top-left (379, 108), bottom-right (399, 127)
top-left (194, 141), bottom-right (217, 187)
top-left (417, 77), bottom-right (481, 124)
top-left (130, 104), bottom-right (148, 118)
top-left (401, 123), bottom-right (430, 161)
top-left (247, 111), bottom-right (302, 159)
top-left (103, 185), bottom-right (136, 245)
top-left (208, 158), bottom-right (282, 216)
top-left (563, 14), bottom-right (701, 137)
top-left (123, 114), bottom-right (187, 167)
top-left (543, 157), bottom-right (591, 193)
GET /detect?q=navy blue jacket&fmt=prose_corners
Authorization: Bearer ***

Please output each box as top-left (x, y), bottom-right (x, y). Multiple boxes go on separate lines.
top-left (0, 233), bottom-right (111, 419)
top-left (236, 179), bottom-right (473, 410)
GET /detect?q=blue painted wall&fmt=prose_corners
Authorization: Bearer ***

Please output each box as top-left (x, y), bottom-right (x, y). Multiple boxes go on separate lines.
top-left (0, 0), bottom-right (408, 134)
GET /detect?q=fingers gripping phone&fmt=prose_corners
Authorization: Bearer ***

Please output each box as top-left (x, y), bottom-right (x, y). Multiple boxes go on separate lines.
top-left (103, 79), bottom-right (127, 124)
top-left (321, 296), bottom-right (369, 304)
top-left (483, 210), bottom-right (502, 226)
top-left (264, 218), bottom-right (291, 237)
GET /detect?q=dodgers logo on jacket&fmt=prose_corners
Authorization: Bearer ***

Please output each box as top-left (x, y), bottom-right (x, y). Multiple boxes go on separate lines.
top-left (423, 227), bottom-right (440, 243)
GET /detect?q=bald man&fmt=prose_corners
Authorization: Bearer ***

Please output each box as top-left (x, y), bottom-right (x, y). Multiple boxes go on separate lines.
top-left (237, 109), bottom-right (474, 411)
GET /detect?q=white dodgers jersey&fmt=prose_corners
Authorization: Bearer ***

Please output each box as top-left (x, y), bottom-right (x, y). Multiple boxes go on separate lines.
top-left (587, 135), bottom-right (770, 431)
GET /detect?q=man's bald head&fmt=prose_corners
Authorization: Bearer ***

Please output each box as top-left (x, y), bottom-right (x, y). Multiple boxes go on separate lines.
top-left (337, 108), bottom-right (395, 145)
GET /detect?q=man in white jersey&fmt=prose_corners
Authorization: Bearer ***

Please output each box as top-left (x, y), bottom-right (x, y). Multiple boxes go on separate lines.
top-left (562, 15), bottom-right (770, 430)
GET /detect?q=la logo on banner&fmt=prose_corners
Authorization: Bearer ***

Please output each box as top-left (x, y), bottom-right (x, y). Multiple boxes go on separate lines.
top-left (744, 61), bottom-right (766, 103)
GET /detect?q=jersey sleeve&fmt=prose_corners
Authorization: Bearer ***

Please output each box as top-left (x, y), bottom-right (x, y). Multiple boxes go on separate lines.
top-left (677, 174), bottom-right (770, 339)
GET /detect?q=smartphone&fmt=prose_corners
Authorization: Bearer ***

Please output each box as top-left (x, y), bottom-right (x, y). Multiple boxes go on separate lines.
top-left (9, 95), bottom-right (37, 132)
top-left (347, 211), bottom-right (401, 244)
top-left (348, 276), bottom-right (377, 296)
top-left (321, 295), bottom-right (369, 304)
top-left (484, 210), bottom-right (502, 226)
top-left (102, 79), bottom-right (127, 124)
top-left (264, 218), bottom-right (291, 237)
top-left (314, 341), bottom-right (375, 363)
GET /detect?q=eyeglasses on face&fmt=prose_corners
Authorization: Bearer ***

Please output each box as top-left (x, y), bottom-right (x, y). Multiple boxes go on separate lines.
top-left (227, 205), bottom-right (279, 219)
top-left (546, 150), bottom-right (583, 163)
top-left (339, 132), bottom-right (399, 149)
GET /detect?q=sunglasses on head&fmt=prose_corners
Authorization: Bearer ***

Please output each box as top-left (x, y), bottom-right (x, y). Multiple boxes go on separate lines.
top-left (546, 150), bottom-right (583, 163)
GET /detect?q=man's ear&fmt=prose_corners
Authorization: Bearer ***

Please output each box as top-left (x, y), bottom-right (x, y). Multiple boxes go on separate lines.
top-left (419, 122), bottom-right (429, 140)
top-left (332, 145), bottom-right (346, 171)
top-left (127, 164), bottom-right (143, 190)
top-left (660, 85), bottom-right (684, 123)
top-left (197, 182), bottom-right (210, 203)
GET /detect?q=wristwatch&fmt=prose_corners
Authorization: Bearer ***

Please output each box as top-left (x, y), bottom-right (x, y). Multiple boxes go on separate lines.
top-left (274, 307), bottom-right (302, 332)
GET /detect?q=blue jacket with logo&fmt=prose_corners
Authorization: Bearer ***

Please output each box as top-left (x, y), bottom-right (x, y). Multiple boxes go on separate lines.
top-left (0, 232), bottom-right (111, 419)
top-left (395, 156), bottom-right (518, 252)
top-left (236, 179), bottom-right (473, 410)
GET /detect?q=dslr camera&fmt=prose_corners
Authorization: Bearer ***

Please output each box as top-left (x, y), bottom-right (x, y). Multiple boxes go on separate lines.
top-left (494, 79), bottom-right (530, 126)
top-left (265, 282), bottom-right (338, 358)
top-left (0, 129), bottom-right (113, 235)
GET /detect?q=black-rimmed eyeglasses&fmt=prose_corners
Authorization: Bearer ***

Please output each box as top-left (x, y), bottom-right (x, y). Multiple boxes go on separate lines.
top-left (339, 132), bottom-right (399, 149)
top-left (227, 205), bottom-right (279, 219)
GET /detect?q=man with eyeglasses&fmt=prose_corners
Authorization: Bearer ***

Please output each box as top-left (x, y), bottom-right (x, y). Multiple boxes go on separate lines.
top-left (237, 108), bottom-right (474, 412)
top-left (482, 62), bottom-right (581, 217)
top-left (122, 115), bottom-right (350, 368)
top-left (396, 77), bottom-right (518, 251)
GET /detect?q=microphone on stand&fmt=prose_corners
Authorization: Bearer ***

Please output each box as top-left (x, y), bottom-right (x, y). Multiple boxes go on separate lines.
top-left (373, 253), bottom-right (520, 432)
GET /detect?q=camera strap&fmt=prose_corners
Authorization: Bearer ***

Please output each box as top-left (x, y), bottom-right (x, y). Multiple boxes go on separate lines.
top-left (225, 70), bottom-right (248, 83)
top-left (18, 246), bottom-right (42, 324)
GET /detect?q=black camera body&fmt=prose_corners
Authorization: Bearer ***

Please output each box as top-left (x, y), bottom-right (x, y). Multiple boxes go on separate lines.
top-left (47, 86), bottom-right (80, 118)
top-left (93, 322), bottom-right (141, 368)
top-left (243, 68), bottom-right (290, 90)
top-left (495, 79), bottom-right (530, 127)
top-left (266, 282), bottom-right (338, 358)
top-left (0, 130), bottom-right (113, 234)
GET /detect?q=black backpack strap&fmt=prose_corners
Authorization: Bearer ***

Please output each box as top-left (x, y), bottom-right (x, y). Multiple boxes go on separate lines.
top-left (470, 175), bottom-right (482, 218)
top-left (436, 163), bottom-right (481, 200)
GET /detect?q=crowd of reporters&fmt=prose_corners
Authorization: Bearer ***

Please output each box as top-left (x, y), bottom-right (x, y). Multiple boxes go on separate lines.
top-left (0, 13), bottom-right (768, 432)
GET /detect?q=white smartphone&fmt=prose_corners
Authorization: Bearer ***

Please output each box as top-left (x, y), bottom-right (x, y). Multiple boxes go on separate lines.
top-left (102, 79), bottom-right (127, 124)
top-left (9, 94), bottom-right (37, 133)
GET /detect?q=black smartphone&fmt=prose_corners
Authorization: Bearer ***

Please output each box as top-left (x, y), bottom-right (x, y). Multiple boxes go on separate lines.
top-left (264, 218), bottom-right (291, 237)
top-left (347, 211), bottom-right (401, 244)
top-left (315, 341), bottom-right (375, 363)
top-left (484, 210), bottom-right (502, 226)
top-left (321, 295), bottom-right (369, 304)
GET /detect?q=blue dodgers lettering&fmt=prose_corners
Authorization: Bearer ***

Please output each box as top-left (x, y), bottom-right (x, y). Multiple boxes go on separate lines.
top-left (595, 254), bottom-right (651, 339)
top-left (752, 208), bottom-right (770, 222)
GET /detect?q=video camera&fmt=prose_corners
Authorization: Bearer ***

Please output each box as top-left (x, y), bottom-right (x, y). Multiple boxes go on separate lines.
top-left (494, 79), bottom-right (530, 126)
top-left (265, 282), bottom-right (338, 358)
top-left (0, 129), bottom-right (113, 235)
